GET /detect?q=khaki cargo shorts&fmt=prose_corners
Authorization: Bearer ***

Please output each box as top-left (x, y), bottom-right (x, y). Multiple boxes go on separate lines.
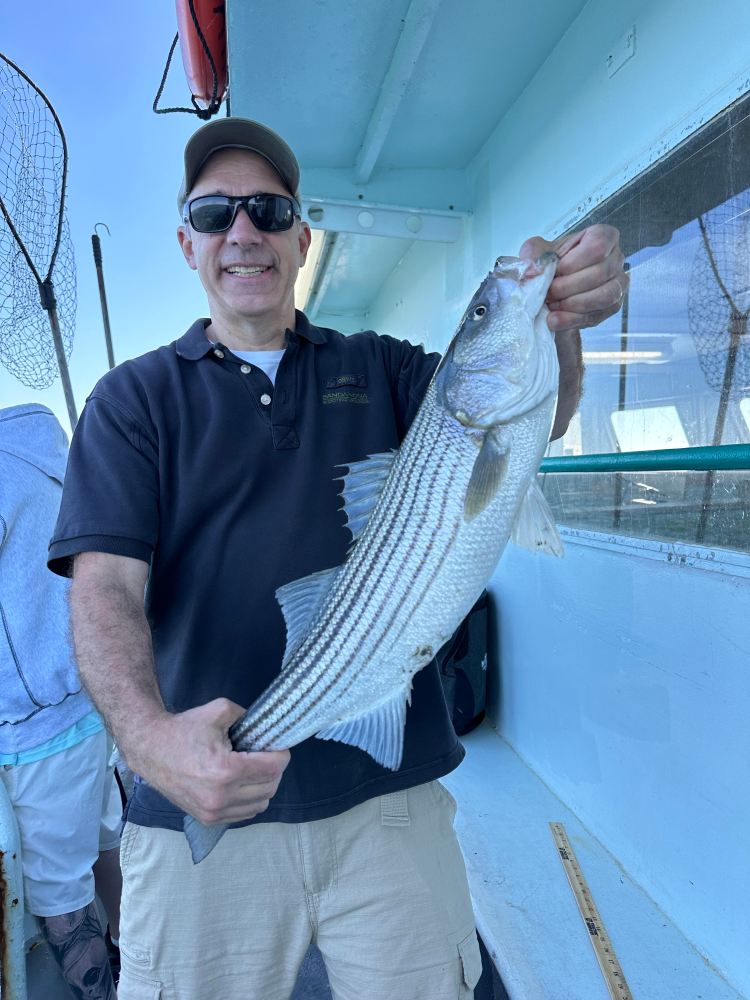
top-left (117, 779), bottom-right (481, 999)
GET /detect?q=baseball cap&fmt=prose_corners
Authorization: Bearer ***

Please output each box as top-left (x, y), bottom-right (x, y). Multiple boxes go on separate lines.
top-left (178, 117), bottom-right (301, 213)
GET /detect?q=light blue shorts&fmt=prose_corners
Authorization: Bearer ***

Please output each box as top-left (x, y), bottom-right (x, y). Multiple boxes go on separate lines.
top-left (0, 728), bottom-right (120, 916)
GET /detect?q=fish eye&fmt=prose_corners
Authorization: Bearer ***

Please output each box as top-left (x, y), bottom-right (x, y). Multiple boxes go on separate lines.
top-left (471, 305), bottom-right (487, 320)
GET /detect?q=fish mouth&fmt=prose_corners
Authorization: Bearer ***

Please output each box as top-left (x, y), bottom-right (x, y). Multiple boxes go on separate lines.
top-left (492, 252), bottom-right (558, 282)
top-left (490, 252), bottom-right (558, 316)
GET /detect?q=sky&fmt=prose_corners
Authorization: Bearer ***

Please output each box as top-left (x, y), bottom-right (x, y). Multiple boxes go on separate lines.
top-left (1, 1), bottom-right (214, 434)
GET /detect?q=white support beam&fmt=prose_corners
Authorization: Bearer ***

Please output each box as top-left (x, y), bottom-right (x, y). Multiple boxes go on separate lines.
top-left (305, 231), bottom-right (345, 320)
top-left (294, 228), bottom-right (326, 313)
top-left (302, 167), bottom-right (473, 213)
top-left (354, 0), bottom-right (444, 185)
top-left (301, 196), bottom-right (465, 243)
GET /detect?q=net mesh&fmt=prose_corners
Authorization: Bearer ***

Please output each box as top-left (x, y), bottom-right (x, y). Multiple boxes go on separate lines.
top-left (688, 188), bottom-right (750, 396)
top-left (0, 55), bottom-right (76, 389)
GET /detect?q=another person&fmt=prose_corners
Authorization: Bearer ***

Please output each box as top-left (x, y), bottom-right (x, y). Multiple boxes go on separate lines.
top-left (0, 403), bottom-right (120, 999)
top-left (49, 118), bottom-right (627, 999)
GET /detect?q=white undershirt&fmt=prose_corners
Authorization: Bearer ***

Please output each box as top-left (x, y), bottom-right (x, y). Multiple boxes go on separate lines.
top-left (212, 345), bottom-right (286, 385)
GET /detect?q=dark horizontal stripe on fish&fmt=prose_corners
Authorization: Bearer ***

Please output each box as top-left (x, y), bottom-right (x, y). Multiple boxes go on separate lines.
top-left (249, 404), bottom-right (446, 739)
top-left (243, 399), bottom-right (444, 744)
top-left (260, 422), bottom-right (459, 744)
top-left (240, 409), bottom-right (438, 740)
top-left (246, 395), bottom-right (461, 748)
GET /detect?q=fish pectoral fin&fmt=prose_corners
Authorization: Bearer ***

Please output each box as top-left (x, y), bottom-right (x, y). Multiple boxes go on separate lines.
top-left (336, 450), bottom-right (397, 542)
top-left (465, 432), bottom-right (508, 521)
top-left (183, 815), bottom-right (229, 864)
top-left (276, 565), bottom-right (340, 667)
top-left (315, 686), bottom-right (410, 771)
top-left (510, 478), bottom-right (564, 556)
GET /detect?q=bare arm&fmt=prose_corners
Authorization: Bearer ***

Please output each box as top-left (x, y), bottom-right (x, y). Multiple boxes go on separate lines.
top-left (549, 329), bottom-right (583, 441)
top-left (71, 553), bottom-right (162, 753)
top-left (71, 552), bottom-right (289, 824)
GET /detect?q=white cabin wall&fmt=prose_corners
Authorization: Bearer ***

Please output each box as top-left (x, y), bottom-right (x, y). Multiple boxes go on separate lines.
top-left (365, 0), bottom-right (750, 993)
top-left (490, 539), bottom-right (749, 995)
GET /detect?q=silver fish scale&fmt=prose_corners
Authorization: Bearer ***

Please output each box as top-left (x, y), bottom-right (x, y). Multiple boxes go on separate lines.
top-left (232, 369), bottom-right (556, 753)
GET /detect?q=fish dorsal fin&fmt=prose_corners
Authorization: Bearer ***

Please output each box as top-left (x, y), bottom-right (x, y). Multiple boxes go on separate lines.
top-left (276, 566), bottom-right (340, 667)
top-left (336, 450), bottom-right (397, 541)
top-left (465, 431), bottom-right (508, 521)
top-left (316, 684), bottom-right (411, 770)
top-left (510, 478), bottom-right (564, 556)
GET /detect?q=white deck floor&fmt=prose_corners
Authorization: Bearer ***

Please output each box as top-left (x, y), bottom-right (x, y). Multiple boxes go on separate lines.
top-left (442, 723), bottom-right (745, 1000)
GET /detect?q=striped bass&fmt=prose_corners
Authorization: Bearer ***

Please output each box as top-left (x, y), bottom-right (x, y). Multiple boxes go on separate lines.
top-left (185, 251), bottom-right (564, 862)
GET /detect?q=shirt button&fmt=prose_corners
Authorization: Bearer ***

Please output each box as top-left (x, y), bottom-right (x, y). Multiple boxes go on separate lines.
top-left (213, 348), bottom-right (225, 359)
top-left (240, 364), bottom-right (252, 374)
top-left (260, 393), bottom-right (272, 406)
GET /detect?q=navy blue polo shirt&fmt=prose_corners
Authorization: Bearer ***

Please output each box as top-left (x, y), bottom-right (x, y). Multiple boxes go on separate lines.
top-left (49, 311), bottom-right (464, 830)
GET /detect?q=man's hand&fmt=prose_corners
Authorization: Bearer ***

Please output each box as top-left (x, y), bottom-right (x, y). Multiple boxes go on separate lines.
top-left (133, 698), bottom-right (291, 826)
top-left (519, 223), bottom-right (628, 333)
top-left (518, 224), bottom-right (626, 439)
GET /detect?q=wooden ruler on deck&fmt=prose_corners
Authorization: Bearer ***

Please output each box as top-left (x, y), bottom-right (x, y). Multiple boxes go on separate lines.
top-left (549, 822), bottom-right (634, 1000)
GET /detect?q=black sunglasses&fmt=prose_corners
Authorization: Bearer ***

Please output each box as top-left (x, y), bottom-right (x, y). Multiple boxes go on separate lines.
top-left (185, 193), bottom-right (301, 234)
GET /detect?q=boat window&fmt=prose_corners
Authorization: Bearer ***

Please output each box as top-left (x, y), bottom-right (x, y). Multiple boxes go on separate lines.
top-left (610, 405), bottom-right (689, 452)
top-left (541, 468), bottom-right (749, 553)
top-left (542, 89), bottom-right (750, 554)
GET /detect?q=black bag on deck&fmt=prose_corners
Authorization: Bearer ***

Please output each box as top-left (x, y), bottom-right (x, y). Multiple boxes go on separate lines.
top-left (438, 590), bottom-right (489, 736)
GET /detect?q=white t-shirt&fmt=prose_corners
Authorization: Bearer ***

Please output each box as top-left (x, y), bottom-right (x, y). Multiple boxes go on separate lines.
top-left (232, 349), bottom-right (285, 385)
top-left (212, 346), bottom-right (286, 385)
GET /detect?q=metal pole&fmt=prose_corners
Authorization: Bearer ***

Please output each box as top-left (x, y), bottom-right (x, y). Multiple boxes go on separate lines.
top-left (92, 226), bottom-right (115, 370)
top-left (40, 278), bottom-right (78, 431)
top-left (0, 780), bottom-right (27, 1000)
top-left (541, 443), bottom-right (750, 474)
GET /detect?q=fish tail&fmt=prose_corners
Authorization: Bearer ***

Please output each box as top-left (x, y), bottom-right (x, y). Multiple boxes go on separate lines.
top-left (183, 814), bottom-right (229, 864)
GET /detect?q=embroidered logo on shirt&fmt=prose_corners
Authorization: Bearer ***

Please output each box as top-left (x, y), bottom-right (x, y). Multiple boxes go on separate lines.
top-left (325, 374), bottom-right (367, 389)
top-left (322, 374), bottom-right (369, 405)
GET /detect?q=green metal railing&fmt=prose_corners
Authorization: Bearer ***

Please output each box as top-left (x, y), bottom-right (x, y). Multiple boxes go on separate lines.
top-left (540, 443), bottom-right (750, 474)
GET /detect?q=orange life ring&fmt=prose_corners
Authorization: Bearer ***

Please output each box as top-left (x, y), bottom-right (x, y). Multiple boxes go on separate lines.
top-left (175, 0), bottom-right (228, 109)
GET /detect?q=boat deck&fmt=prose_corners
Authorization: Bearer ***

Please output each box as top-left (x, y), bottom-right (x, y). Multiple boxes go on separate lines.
top-left (443, 723), bottom-right (746, 1000)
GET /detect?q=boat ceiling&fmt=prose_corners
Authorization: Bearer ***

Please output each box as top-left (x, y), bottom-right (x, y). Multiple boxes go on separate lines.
top-left (227, 0), bottom-right (589, 323)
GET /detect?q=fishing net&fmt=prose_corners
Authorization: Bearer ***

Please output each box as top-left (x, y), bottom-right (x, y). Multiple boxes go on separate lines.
top-left (0, 53), bottom-right (77, 412)
top-left (688, 189), bottom-right (750, 402)
top-left (688, 187), bottom-right (750, 539)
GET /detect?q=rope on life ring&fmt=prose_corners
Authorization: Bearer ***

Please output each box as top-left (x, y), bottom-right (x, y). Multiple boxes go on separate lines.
top-left (153, 0), bottom-right (227, 120)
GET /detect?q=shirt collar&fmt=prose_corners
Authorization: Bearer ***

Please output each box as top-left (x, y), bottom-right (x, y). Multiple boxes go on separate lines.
top-left (175, 310), bottom-right (326, 361)
top-left (291, 310), bottom-right (326, 345)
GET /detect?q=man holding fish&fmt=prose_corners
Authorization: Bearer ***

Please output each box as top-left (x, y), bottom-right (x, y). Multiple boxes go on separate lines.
top-left (49, 118), bottom-right (627, 998)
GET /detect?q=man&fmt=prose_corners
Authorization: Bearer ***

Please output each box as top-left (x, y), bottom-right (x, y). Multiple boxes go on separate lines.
top-left (49, 118), bottom-right (627, 999)
top-left (0, 403), bottom-right (120, 999)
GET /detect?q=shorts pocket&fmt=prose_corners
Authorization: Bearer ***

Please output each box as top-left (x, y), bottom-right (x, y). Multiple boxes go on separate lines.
top-left (116, 967), bottom-right (163, 1000)
top-left (458, 930), bottom-right (483, 996)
